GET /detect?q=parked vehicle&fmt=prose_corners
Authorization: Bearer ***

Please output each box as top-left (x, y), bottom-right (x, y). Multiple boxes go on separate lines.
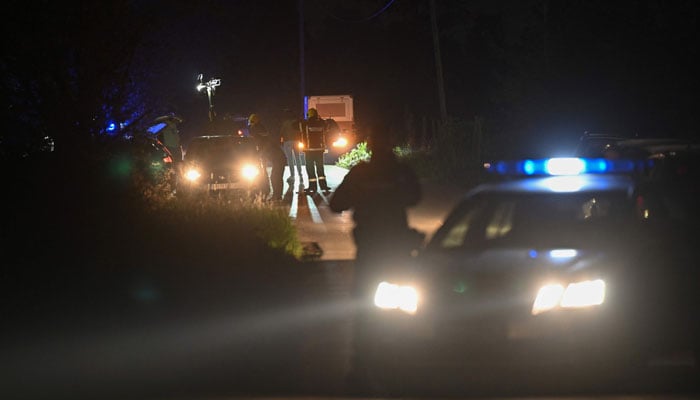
top-left (179, 135), bottom-right (269, 196)
top-left (305, 94), bottom-right (357, 162)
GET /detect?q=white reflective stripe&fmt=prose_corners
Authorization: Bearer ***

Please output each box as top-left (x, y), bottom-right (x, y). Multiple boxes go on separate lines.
top-left (307, 195), bottom-right (324, 224)
top-left (289, 191), bottom-right (299, 219)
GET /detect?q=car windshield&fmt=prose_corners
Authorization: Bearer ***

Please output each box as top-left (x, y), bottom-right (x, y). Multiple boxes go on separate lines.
top-left (431, 190), bottom-right (635, 251)
top-left (185, 136), bottom-right (257, 163)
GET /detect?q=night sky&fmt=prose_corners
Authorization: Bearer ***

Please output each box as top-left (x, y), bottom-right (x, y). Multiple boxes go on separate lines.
top-left (4, 0), bottom-right (700, 157)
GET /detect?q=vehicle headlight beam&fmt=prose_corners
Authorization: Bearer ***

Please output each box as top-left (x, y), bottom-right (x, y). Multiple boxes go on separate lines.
top-left (374, 281), bottom-right (419, 314)
top-left (531, 279), bottom-right (606, 315)
top-left (185, 168), bottom-right (202, 182)
top-left (241, 164), bottom-right (259, 181)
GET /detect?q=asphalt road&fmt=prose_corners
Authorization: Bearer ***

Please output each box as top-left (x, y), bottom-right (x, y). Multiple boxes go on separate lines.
top-left (282, 164), bottom-right (465, 260)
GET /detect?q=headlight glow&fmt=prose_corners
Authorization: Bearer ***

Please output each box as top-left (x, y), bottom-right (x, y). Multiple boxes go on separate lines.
top-left (241, 164), bottom-right (259, 181)
top-left (332, 137), bottom-right (349, 148)
top-left (560, 279), bottom-right (606, 309)
top-left (297, 141), bottom-right (304, 150)
top-left (532, 279), bottom-right (606, 315)
top-left (374, 281), bottom-right (418, 314)
top-left (532, 283), bottom-right (565, 315)
top-left (185, 168), bottom-right (202, 181)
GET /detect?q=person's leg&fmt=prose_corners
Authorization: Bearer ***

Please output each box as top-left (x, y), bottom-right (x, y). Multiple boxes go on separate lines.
top-left (305, 152), bottom-right (318, 192)
top-left (282, 141), bottom-right (296, 180)
top-left (317, 155), bottom-right (329, 190)
top-left (292, 147), bottom-right (304, 177)
top-left (270, 150), bottom-right (286, 200)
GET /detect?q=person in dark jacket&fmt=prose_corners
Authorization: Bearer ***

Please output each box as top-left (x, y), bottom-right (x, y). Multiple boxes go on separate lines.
top-left (329, 124), bottom-right (422, 388)
top-left (300, 108), bottom-right (331, 193)
top-left (330, 125), bottom-right (422, 297)
top-left (248, 113), bottom-right (286, 201)
top-left (279, 109), bottom-right (304, 185)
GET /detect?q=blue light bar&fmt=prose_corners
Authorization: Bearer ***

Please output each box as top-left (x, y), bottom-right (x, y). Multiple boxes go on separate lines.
top-left (485, 157), bottom-right (642, 176)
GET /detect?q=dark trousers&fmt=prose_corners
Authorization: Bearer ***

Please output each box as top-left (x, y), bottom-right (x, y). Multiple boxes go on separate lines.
top-left (304, 150), bottom-right (328, 190)
top-left (264, 147), bottom-right (287, 198)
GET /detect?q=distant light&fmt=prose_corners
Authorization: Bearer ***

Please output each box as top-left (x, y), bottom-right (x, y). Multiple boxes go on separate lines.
top-left (545, 158), bottom-right (585, 175)
top-left (106, 121), bottom-right (117, 133)
top-left (523, 159), bottom-right (535, 175)
top-left (549, 249), bottom-right (578, 259)
top-left (528, 249), bottom-right (538, 259)
top-left (147, 122), bottom-right (167, 135)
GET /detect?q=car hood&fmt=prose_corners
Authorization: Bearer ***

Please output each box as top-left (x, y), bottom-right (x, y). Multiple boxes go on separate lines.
top-left (407, 247), bottom-right (626, 317)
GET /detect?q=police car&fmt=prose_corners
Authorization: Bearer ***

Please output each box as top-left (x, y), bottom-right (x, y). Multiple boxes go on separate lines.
top-left (359, 157), bottom-right (699, 393)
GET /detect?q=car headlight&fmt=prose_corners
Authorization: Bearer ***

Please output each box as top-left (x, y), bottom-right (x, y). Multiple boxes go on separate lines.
top-left (332, 136), bottom-right (349, 148)
top-left (532, 279), bottom-right (606, 315)
top-left (184, 168), bottom-right (202, 182)
top-left (241, 163), bottom-right (259, 181)
top-left (374, 281), bottom-right (419, 314)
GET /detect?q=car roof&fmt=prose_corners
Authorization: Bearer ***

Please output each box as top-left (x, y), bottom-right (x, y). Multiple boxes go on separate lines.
top-left (467, 174), bottom-right (636, 197)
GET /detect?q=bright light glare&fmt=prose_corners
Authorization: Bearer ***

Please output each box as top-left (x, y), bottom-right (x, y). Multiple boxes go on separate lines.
top-left (560, 279), bottom-right (606, 309)
top-left (545, 158), bottom-right (586, 175)
top-left (374, 281), bottom-right (418, 314)
top-left (540, 176), bottom-right (587, 192)
top-left (532, 284), bottom-right (565, 315)
top-left (297, 142), bottom-right (304, 150)
top-left (185, 169), bottom-right (202, 181)
top-left (241, 164), bottom-right (259, 180)
top-left (196, 83), bottom-right (205, 92)
top-left (332, 137), bottom-right (349, 148)
top-left (532, 279), bottom-right (606, 315)
top-left (549, 249), bottom-right (578, 259)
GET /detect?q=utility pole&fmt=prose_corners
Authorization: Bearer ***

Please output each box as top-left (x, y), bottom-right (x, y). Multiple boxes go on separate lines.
top-left (299, 0), bottom-right (306, 116)
top-left (429, 0), bottom-right (448, 122)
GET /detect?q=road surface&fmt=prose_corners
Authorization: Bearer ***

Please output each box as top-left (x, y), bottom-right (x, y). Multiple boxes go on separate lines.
top-left (281, 165), bottom-right (465, 260)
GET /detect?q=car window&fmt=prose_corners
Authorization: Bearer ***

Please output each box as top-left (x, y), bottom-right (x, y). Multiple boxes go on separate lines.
top-left (432, 191), bottom-right (633, 251)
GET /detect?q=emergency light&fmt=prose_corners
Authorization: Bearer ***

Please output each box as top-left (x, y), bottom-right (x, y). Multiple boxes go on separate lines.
top-left (484, 157), bottom-right (644, 176)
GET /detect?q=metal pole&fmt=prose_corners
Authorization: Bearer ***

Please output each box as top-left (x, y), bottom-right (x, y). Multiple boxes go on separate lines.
top-left (299, 0), bottom-right (306, 116)
top-left (429, 0), bottom-right (448, 122)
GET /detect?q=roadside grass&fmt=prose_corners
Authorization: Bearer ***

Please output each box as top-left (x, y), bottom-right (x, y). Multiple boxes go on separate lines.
top-left (2, 148), bottom-right (305, 323)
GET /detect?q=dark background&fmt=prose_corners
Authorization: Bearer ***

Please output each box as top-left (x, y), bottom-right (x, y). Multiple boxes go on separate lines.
top-left (3, 0), bottom-right (700, 158)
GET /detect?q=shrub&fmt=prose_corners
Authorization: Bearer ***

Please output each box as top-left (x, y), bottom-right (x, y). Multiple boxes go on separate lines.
top-left (336, 141), bottom-right (371, 169)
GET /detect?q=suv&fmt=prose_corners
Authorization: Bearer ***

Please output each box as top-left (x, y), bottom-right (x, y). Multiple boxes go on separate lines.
top-left (180, 135), bottom-right (269, 195)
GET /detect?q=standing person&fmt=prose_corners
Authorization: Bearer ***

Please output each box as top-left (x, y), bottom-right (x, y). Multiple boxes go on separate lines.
top-left (329, 124), bottom-right (423, 388)
top-left (279, 109), bottom-right (304, 186)
top-left (300, 108), bottom-right (331, 193)
top-left (330, 124), bottom-right (422, 297)
top-left (248, 113), bottom-right (286, 201)
top-left (157, 114), bottom-right (183, 163)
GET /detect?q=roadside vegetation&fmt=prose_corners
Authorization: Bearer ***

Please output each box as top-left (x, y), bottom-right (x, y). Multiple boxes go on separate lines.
top-left (2, 139), bottom-right (304, 324)
top-left (336, 116), bottom-right (488, 190)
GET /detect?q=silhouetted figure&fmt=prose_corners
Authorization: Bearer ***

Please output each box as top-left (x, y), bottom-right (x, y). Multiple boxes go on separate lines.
top-left (279, 109), bottom-right (304, 185)
top-left (248, 113), bottom-right (286, 201)
top-left (331, 128), bottom-right (422, 295)
top-left (330, 125), bottom-right (422, 391)
top-left (300, 108), bottom-right (331, 193)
